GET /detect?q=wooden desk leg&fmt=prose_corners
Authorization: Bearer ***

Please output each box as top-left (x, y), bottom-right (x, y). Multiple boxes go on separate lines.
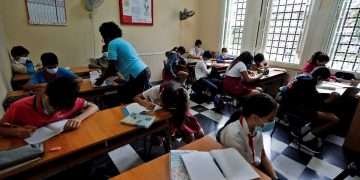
top-left (344, 100), bottom-right (360, 152)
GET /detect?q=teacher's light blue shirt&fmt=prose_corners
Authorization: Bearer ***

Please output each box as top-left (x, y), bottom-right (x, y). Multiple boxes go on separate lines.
top-left (107, 37), bottom-right (147, 80)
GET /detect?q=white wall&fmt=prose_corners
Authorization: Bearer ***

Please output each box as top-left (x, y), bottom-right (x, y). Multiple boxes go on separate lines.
top-left (0, 15), bottom-right (12, 116)
top-left (0, 0), bottom-right (200, 81)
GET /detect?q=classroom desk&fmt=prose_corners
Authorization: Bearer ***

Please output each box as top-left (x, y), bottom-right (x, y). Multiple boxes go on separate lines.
top-left (11, 66), bottom-right (98, 90)
top-left (315, 81), bottom-right (360, 152)
top-left (255, 68), bottom-right (288, 97)
top-left (0, 106), bottom-right (172, 178)
top-left (5, 79), bottom-right (120, 110)
top-left (111, 136), bottom-right (271, 180)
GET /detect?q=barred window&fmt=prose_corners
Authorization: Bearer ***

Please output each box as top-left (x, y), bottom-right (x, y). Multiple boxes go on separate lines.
top-left (223, 0), bottom-right (248, 55)
top-left (329, 0), bottom-right (360, 72)
top-left (264, 0), bottom-right (311, 64)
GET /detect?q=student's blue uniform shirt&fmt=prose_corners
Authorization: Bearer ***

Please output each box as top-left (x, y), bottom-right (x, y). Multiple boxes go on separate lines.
top-left (107, 37), bottom-right (147, 80)
top-left (30, 68), bottom-right (78, 84)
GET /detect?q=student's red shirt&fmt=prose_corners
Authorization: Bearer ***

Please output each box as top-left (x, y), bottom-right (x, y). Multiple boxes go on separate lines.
top-left (3, 96), bottom-right (86, 127)
top-left (302, 62), bottom-right (316, 73)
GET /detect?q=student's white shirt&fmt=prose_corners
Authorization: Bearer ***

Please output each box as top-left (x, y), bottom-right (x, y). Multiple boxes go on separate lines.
top-left (189, 47), bottom-right (204, 57)
top-left (219, 118), bottom-right (263, 165)
top-left (225, 61), bottom-right (247, 78)
top-left (195, 60), bottom-right (210, 80)
top-left (142, 85), bottom-right (161, 105)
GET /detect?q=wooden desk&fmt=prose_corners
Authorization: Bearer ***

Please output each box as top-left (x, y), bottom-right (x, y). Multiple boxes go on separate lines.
top-left (11, 66), bottom-right (98, 90)
top-left (112, 136), bottom-right (270, 180)
top-left (0, 106), bottom-right (172, 178)
top-left (256, 68), bottom-right (288, 97)
top-left (6, 79), bottom-right (120, 109)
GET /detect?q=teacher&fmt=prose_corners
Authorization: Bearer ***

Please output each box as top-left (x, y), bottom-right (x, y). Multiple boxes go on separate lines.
top-left (96, 22), bottom-right (151, 102)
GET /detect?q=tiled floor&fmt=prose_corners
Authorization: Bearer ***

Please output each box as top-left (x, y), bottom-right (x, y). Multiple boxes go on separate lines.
top-left (186, 99), bottom-right (360, 180)
top-left (51, 98), bottom-right (359, 180)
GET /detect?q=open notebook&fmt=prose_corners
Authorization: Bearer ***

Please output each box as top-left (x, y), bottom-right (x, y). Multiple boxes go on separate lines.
top-left (25, 119), bottom-right (68, 144)
top-left (121, 103), bottom-right (155, 128)
top-left (171, 148), bottom-right (260, 180)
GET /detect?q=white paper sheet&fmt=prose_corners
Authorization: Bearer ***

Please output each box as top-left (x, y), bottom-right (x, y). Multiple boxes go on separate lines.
top-left (181, 152), bottom-right (226, 180)
top-left (108, 144), bottom-right (143, 173)
top-left (25, 120), bottom-right (68, 144)
top-left (125, 103), bottom-right (148, 114)
top-left (210, 148), bottom-right (259, 180)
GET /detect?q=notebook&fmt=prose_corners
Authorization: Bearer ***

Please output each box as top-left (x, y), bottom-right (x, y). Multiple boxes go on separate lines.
top-left (121, 113), bottom-right (155, 128)
top-left (178, 148), bottom-right (259, 180)
top-left (170, 150), bottom-right (192, 180)
top-left (25, 119), bottom-right (68, 144)
top-left (121, 103), bottom-right (154, 128)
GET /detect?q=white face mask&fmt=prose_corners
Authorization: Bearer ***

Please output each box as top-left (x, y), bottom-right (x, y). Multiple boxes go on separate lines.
top-left (46, 67), bottom-right (58, 74)
top-left (18, 57), bottom-right (30, 64)
top-left (103, 52), bottom-right (109, 58)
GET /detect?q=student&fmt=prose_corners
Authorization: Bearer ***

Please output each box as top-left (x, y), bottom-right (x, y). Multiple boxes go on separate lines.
top-left (163, 50), bottom-right (189, 84)
top-left (193, 51), bottom-right (220, 99)
top-left (223, 51), bottom-right (264, 97)
top-left (217, 48), bottom-right (234, 61)
top-left (10, 46), bottom-right (35, 74)
top-left (302, 51), bottom-right (329, 73)
top-left (23, 52), bottom-right (82, 91)
top-left (0, 77), bottom-right (99, 138)
top-left (134, 80), bottom-right (204, 143)
top-left (285, 67), bottom-right (339, 152)
top-left (189, 39), bottom-right (204, 59)
top-left (96, 22), bottom-right (150, 103)
top-left (217, 93), bottom-right (279, 179)
top-left (252, 53), bottom-right (269, 71)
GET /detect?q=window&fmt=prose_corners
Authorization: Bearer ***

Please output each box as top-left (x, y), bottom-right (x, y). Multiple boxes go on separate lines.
top-left (223, 0), bottom-right (247, 55)
top-left (264, 0), bottom-right (312, 64)
top-left (329, 0), bottom-right (360, 72)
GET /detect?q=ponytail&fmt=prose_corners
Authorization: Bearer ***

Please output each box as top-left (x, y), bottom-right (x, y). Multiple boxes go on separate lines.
top-left (160, 81), bottom-right (189, 128)
top-left (229, 51), bottom-right (254, 70)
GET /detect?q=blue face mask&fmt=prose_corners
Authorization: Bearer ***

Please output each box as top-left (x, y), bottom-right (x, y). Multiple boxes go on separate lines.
top-left (261, 120), bottom-right (275, 132)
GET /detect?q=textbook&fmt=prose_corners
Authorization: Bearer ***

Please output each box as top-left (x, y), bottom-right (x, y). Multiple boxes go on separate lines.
top-left (25, 119), bottom-right (68, 144)
top-left (121, 103), bottom-right (154, 128)
top-left (123, 103), bottom-right (148, 115)
top-left (121, 113), bottom-right (155, 129)
top-left (172, 148), bottom-right (259, 180)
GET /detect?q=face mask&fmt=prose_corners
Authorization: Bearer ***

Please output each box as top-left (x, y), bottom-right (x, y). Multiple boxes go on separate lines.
top-left (18, 57), bottom-right (29, 64)
top-left (46, 67), bottom-right (58, 74)
top-left (261, 120), bottom-right (276, 132)
top-left (103, 52), bottom-right (108, 58)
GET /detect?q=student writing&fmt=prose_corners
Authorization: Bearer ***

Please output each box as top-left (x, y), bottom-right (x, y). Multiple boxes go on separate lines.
top-left (217, 93), bottom-right (279, 179)
top-left (0, 77), bottom-right (98, 138)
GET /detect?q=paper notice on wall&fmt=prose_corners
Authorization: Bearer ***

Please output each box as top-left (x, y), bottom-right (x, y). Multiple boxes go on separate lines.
top-left (130, 0), bottom-right (152, 23)
top-left (123, 0), bottom-right (131, 16)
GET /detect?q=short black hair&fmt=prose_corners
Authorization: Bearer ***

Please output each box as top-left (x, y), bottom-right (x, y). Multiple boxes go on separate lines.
top-left (221, 48), bottom-right (228, 53)
top-left (177, 46), bottom-right (186, 55)
top-left (99, 22), bottom-right (122, 43)
top-left (41, 52), bottom-right (59, 66)
top-left (309, 51), bottom-right (329, 64)
top-left (195, 39), bottom-right (202, 46)
top-left (46, 77), bottom-right (80, 110)
top-left (254, 53), bottom-right (265, 64)
top-left (311, 67), bottom-right (331, 81)
top-left (242, 93), bottom-right (278, 118)
top-left (11, 46), bottom-right (29, 58)
top-left (202, 51), bottom-right (212, 59)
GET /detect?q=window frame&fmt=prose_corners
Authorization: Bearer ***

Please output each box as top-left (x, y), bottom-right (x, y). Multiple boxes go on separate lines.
top-left (327, 0), bottom-right (360, 73)
top-left (260, 0), bottom-right (314, 65)
top-left (222, 0), bottom-right (249, 56)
